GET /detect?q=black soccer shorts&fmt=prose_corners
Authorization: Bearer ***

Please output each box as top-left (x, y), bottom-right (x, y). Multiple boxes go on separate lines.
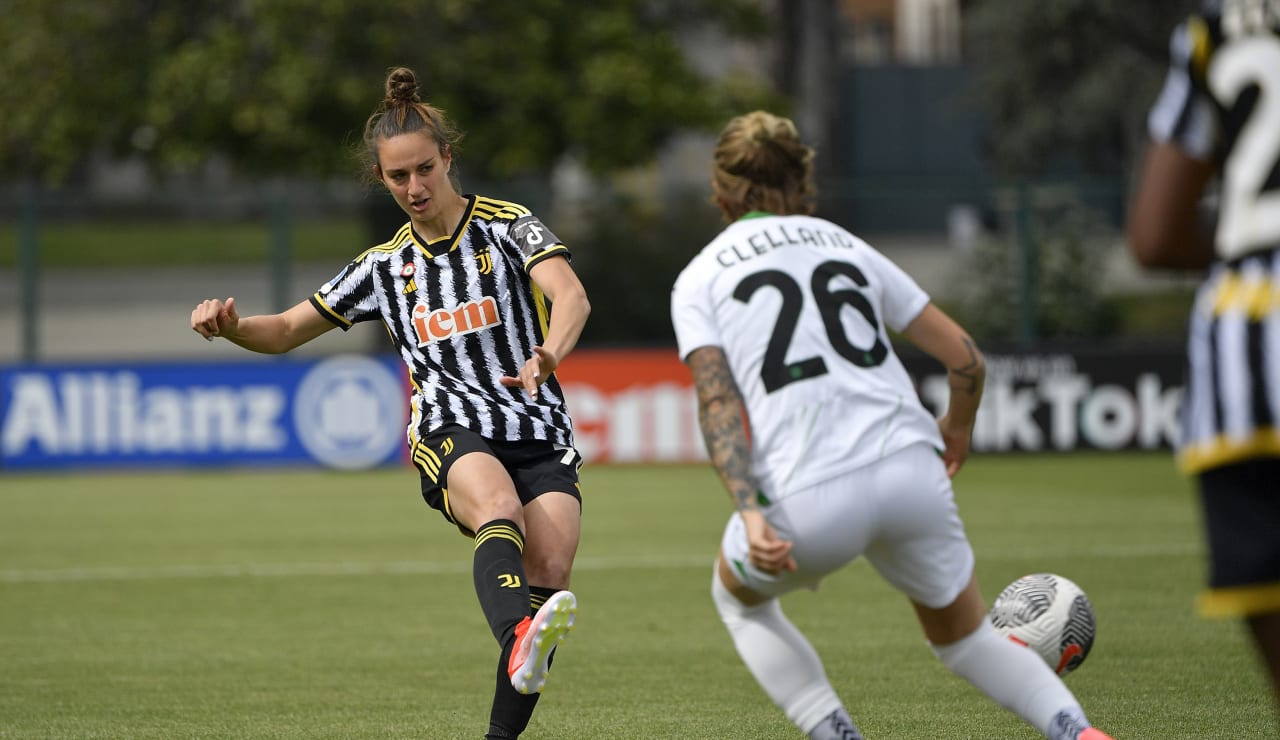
top-left (413, 423), bottom-right (583, 537)
top-left (1197, 456), bottom-right (1280, 618)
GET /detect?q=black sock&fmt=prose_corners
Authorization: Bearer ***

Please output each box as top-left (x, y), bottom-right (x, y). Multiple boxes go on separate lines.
top-left (486, 587), bottom-right (559, 739)
top-left (528, 585), bottom-right (559, 616)
top-left (486, 633), bottom-right (540, 739)
top-left (473, 519), bottom-right (530, 646)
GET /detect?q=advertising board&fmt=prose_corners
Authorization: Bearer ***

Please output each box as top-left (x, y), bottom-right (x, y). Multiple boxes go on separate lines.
top-left (1, 345), bottom-right (1186, 471)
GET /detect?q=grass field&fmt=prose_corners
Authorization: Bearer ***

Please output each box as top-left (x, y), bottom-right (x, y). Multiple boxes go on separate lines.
top-left (0, 454), bottom-right (1273, 739)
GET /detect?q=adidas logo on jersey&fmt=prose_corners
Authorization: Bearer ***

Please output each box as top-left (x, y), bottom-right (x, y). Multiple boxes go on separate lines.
top-left (412, 297), bottom-right (502, 346)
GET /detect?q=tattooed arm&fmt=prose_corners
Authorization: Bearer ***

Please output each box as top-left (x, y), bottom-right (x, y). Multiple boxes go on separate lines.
top-left (686, 345), bottom-right (795, 574)
top-left (901, 304), bottom-right (986, 477)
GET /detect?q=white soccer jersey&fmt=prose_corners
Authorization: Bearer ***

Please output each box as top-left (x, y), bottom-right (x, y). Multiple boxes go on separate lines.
top-left (671, 213), bottom-right (942, 497)
top-left (310, 195), bottom-right (575, 455)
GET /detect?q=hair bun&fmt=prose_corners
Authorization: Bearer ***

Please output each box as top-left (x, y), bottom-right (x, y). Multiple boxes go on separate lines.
top-left (710, 110), bottom-right (817, 218)
top-left (385, 67), bottom-right (421, 106)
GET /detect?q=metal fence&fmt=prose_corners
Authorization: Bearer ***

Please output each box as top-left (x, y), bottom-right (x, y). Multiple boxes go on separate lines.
top-left (0, 173), bottom-right (1188, 366)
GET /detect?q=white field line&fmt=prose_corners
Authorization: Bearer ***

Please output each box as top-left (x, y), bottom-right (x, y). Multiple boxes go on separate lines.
top-left (0, 555), bottom-right (712, 584)
top-left (0, 543), bottom-right (1200, 584)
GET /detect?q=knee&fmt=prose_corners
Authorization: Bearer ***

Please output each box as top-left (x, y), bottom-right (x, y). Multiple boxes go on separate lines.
top-left (711, 571), bottom-right (741, 619)
top-left (523, 551), bottom-right (573, 588)
top-left (712, 567), bottom-right (772, 625)
top-left (468, 496), bottom-right (524, 534)
top-left (524, 562), bottom-right (571, 589)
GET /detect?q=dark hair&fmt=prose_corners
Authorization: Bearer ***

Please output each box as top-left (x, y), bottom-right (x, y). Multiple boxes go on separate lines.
top-left (711, 111), bottom-right (816, 221)
top-left (359, 67), bottom-right (464, 186)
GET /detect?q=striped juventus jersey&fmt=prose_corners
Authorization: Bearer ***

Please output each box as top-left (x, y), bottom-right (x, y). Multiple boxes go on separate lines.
top-left (671, 213), bottom-right (943, 498)
top-left (1148, 1), bottom-right (1280, 472)
top-left (1148, 0), bottom-right (1280, 262)
top-left (309, 195), bottom-right (575, 453)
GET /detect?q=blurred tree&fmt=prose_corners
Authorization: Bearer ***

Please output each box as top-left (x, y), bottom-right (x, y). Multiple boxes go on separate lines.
top-left (950, 191), bottom-right (1119, 344)
top-left (962, 0), bottom-right (1200, 176)
top-left (0, 0), bottom-right (775, 183)
top-left (570, 187), bottom-right (725, 345)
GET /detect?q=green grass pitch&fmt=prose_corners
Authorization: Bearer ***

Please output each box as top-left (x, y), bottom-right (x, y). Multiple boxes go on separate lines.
top-left (0, 453), bottom-right (1273, 738)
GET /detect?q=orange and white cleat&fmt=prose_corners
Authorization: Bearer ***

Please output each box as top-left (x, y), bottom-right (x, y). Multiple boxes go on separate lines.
top-left (1078, 729), bottom-right (1115, 740)
top-left (508, 590), bottom-right (577, 695)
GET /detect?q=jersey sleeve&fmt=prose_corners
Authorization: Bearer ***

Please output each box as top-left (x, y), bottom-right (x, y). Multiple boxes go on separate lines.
top-left (1147, 16), bottom-right (1219, 160)
top-left (670, 261), bottom-right (722, 362)
top-left (509, 214), bottom-right (572, 272)
top-left (864, 247), bottom-right (930, 333)
top-left (308, 256), bottom-right (382, 330)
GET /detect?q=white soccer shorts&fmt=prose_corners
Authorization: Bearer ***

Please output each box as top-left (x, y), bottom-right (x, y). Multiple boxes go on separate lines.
top-left (719, 441), bottom-right (975, 609)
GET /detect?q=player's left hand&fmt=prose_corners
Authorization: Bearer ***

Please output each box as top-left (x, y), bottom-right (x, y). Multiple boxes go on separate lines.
top-left (937, 413), bottom-right (972, 477)
top-left (499, 345), bottom-right (558, 400)
top-left (741, 509), bottom-right (797, 575)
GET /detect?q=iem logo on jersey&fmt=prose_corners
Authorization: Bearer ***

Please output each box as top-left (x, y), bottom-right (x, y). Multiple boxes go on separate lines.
top-left (412, 297), bottom-right (501, 346)
top-left (294, 355), bottom-right (406, 470)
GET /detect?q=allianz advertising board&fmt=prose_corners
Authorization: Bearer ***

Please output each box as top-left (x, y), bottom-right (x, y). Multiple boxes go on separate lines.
top-left (0, 346), bottom-right (1188, 471)
top-left (0, 355), bottom-right (408, 471)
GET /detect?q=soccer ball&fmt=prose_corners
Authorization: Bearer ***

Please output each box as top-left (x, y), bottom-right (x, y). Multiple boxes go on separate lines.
top-left (988, 573), bottom-right (1096, 677)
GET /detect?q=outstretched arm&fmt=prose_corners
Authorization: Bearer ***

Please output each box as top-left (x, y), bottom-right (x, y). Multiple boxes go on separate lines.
top-left (901, 303), bottom-right (986, 477)
top-left (687, 345), bottom-right (795, 575)
top-left (190, 297), bottom-right (335, 354)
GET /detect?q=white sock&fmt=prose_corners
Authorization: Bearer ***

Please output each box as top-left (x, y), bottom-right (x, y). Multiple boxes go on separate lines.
top-left (931, 620), bottom-right (1090, 739)
top-left (808, 707), bottom-right (864, 740)
top-left (711, 570), bottom-right (857, 738)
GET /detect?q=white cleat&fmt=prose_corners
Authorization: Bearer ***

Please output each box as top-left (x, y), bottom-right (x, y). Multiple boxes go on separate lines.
top-left (508, 590), bottom-right (577, 695)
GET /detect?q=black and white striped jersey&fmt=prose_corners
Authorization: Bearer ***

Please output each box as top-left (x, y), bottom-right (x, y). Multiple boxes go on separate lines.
top-left (1148, 1), bottom-right (1280, 473)
top-left (309, 195), bottom-right (576, 456)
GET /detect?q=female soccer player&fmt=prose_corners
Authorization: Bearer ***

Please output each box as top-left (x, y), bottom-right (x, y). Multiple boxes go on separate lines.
top-left (669, 110), bottom-right (1113, 740)
top-left (190, 66), bottom-right (589, 740)
top-left (1128, 0), bottom-right (1280, 711)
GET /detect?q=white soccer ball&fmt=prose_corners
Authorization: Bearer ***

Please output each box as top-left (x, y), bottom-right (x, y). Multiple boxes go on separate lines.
top-left (988, 573), bottom-right (1096, 677)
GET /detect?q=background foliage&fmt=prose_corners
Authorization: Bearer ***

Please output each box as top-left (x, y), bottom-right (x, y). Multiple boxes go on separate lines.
top-left (963, 0), bottom-right (1198, 177)
top-left (952, 192), bottom-right (1119, 343)
top-left (0, 0), bottom-right (776, 183)
top-left (0, 0), bottom-right (1212, 348)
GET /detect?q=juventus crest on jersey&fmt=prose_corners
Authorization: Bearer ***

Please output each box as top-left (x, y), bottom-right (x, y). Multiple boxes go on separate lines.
top-left (671, 212), bottom-right (943, 497)
top-left (310, 195), bottom-right (575, 451)
top-left (1148, 0), bottom-right (1280, 472)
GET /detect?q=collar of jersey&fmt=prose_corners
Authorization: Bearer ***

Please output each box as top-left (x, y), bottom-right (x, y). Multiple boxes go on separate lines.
top-left (738, 210), bottom-right (774, 221)
top-left (410, 194), bottom-right (477, 258)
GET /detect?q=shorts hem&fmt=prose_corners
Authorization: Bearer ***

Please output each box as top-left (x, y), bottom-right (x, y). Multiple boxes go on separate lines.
top-left (1198, 582), bottom-right (1280, 619)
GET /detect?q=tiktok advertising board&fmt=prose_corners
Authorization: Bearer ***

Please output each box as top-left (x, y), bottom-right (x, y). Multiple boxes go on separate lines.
top-left (0, 345), bottom-right (1186, 472)
top-left (555, 345), bottom-right (1187, 460)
